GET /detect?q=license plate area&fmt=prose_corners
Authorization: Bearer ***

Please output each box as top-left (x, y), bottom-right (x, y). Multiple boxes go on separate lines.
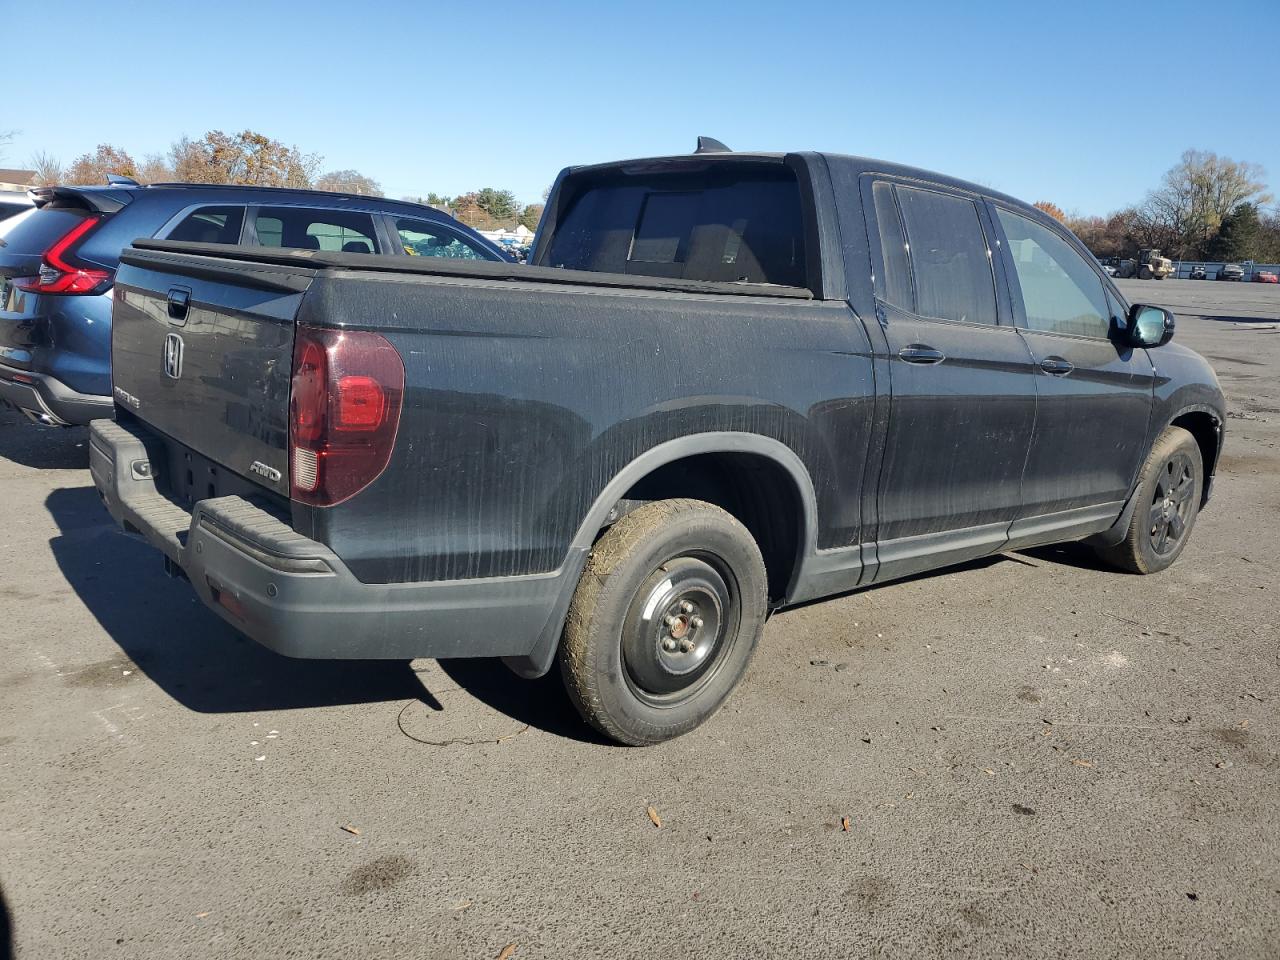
top-left (149, 433), bottom-right (284, 512)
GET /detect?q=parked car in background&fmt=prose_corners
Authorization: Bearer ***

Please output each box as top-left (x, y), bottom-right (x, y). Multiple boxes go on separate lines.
top-left (93, 143), bottom-right (1225, 745)
top-left (0, 179), bottom-right (506, 426)
top-left (1189, 265), bottom-right (1207, 280)
top-left (1216, 263), bottom-right (1245, 281)
top-left (0, 190), bottom-right (33, 221)
top-left (1252, 270), bottom-right (1277, 283)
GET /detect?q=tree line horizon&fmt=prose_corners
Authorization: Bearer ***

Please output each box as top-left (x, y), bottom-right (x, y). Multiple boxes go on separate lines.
top-left (1032, 149), bottom-right (1275, 264)
top-left (25, 130), bottom-right (545, 233)
top-left (19, 135), bottom-right (1279, 260)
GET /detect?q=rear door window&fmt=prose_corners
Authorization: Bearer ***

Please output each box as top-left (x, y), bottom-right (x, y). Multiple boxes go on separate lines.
top-left (870, 181), bottom-right (914, 310)
top-left (995, 207), bottom-right (1111, 339)
top-left (394, 218), bottom-right (492, 260)
top-left (165, 206), bottom-right (245, 244)
top-left (895, 185), bottom-right (998, 324)
top-left (252, 207), bottom-right (379, 253)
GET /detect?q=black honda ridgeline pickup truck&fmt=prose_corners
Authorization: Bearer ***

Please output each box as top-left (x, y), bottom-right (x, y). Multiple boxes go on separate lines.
top-left (92, 142), bottom-right (1225, 745)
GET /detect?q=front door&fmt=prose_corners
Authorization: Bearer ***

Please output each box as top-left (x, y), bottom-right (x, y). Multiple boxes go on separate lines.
top-left (989, 204), bottom-right (1154, 546)
top-left (862, 179), bottom-right (1038, 581)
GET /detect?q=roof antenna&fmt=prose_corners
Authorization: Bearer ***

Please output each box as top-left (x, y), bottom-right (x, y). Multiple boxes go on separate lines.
top-left (105, 173), bottom-right (140, 186)
top-left (695, 136), bottom-right (731, 154)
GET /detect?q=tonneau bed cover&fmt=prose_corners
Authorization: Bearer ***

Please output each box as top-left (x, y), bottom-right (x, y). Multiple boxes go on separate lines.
top-left (124, 239), bottom-right (815, 300)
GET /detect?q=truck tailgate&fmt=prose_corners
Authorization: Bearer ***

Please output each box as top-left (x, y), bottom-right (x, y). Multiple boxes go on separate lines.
top-left (111, 248), bottom-right (316, 496)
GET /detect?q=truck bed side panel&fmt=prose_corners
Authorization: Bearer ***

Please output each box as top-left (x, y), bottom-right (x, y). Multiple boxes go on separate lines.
top-left (293, 271), bottom-right (876, 584)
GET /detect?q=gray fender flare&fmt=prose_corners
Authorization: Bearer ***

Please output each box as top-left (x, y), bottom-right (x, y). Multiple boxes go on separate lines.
top-left (1088, 403), bottom-right (1225, 549)
top-left (502, 432), bottom-right (820, 679)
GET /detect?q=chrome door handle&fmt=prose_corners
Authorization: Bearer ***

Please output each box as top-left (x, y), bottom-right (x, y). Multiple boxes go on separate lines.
top-left (1040, 357), bottom-right (1074, 376)
top-left (898, 344), bottom-right (945, 365)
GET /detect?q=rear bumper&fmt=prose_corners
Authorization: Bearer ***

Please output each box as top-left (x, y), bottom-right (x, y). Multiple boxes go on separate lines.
top-left (0, 363), bottom-right (112, 425)
top-left (89, 418), bottom-right (582, 665)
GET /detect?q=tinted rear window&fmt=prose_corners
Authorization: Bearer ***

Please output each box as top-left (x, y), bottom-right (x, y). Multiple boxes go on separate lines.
top-left (165, 206), bottom-right (245, 244)
top-left (871, 182), bottom-right (913, 309)
top-left (0, 207), bottom-right (93, 255)
top-left (895, 185), bottom-right (997, 325)
top-left (541, 164), bottom-right (808, 287)
top-left (253, 207), bottom-right (379, 253)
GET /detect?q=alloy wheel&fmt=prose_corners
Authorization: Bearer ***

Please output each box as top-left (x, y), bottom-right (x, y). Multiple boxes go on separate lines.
top-left (1147, 451), bottom-right (1196, 556)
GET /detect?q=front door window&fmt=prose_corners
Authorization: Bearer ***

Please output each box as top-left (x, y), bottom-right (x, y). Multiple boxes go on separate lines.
top-left (995, 208), bottom-right (1110, 339)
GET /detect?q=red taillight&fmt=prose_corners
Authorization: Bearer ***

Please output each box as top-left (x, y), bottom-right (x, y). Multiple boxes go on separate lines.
top-left (334, 375), bottom-right (388, 431)
top-left (288, 325), bottom-right (404, 506)
top-left (13, 215), bottom-right (112, 295)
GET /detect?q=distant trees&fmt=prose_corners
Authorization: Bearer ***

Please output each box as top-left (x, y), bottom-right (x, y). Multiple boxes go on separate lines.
top-left (1065, 211), bottom-right (1135, 259)
top-left (35, 131), bottom-right (382, 193)
top-left (65, 144), bottom-right (138, 184)
top-left (1132, 150), bottom-right (1271, 259)
top-left (474, 188), bottom-right (519, 221)
top-left (519, 203), bottom-right (544, 232)
top-left (399, 190), bottom-right (541, 230)
top-left (169, 130), bottom-right (318, 187)
top-left (1062, 149), bottom-right (1275, 262)
top-left (136, 153), bottom-right (174, 184)
top-left (446, 188), bottom-right (516, 228)
top-left (30, 151), bottom-right (63, 186)
top-left (1033, 201), bottom-right (1066, 222)
top-left (449, 192), bottom-right (483, 225)
top-left (28, 136), bottom-right (553, 242)
top-left (1261, 210), bottom-right (1280, 262)
top-left (1205, 202), bottom-right (1262, 262)
top-left (315, 169), bottom-right (383, 196)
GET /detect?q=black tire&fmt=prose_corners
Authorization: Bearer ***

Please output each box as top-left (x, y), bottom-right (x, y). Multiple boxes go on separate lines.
top-left (1095, 426), bottom-right (1203, 574)
top-left (559, 499), bottom-right (768, 746)
top-left (1139, 266), bottom-right (1153, 280)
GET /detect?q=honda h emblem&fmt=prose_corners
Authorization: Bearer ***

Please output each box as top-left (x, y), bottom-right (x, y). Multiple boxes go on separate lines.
top-left (163, 332), bottom-right (184, 379)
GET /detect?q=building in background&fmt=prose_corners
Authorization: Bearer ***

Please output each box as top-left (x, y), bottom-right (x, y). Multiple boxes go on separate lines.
top-left (0, 169), bottom-right (37, 191)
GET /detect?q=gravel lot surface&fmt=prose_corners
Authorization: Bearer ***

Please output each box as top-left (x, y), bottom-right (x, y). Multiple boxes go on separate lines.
top-left (1, 278), bottom-right (1277, 960)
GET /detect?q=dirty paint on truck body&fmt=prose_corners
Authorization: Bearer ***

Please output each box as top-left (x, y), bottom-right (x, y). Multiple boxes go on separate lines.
top-left (95, 150), bottom-right (1225, 677)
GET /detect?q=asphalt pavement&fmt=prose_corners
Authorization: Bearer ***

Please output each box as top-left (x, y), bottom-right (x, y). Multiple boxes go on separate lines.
top-left (1, 278), bottom-right (1277, 960)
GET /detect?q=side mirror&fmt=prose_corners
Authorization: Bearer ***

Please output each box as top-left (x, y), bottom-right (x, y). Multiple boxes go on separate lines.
top-left (1127, 304), bottom-right (1175, 348)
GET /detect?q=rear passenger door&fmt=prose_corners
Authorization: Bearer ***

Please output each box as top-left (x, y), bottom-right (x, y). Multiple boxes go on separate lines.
top-left (988, 204), bottom-right (1154, 540)
top-left (862, 178), bottom-right (1038, 581)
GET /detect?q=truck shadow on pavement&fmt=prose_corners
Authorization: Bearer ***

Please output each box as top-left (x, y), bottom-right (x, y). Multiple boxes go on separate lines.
top-left (0, 881), bottom-right (12, 960)
top-left (44, 484), bottom-right (594, 740)
top-left (0, 412), bottom-right (90, 469)
top-left (1018, 541), bottom-right (1115, 572)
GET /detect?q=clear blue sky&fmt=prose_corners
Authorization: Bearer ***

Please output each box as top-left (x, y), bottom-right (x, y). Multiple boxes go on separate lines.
top-left (8, 0), bottom-right (1277, 213)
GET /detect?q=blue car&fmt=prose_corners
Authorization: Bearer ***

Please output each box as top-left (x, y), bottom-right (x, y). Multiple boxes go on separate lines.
top-left (0, 179), bottom-right (506, 426)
